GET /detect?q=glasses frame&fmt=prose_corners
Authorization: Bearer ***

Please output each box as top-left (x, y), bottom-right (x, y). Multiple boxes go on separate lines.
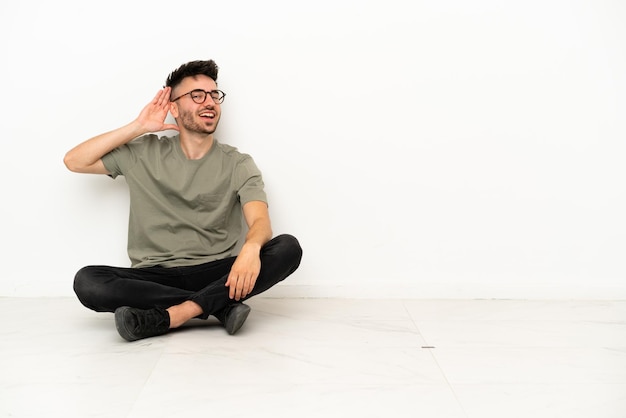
top-left (171, 89), bottom-right (226, 104)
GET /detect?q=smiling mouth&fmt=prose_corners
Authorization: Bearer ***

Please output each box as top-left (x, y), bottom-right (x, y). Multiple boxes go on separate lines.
top-left (199, 111), bottom-right (215, 118)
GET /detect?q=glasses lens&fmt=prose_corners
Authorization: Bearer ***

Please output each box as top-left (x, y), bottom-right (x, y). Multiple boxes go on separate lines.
top-left (190, 90), bottom-right (207, 104)
top-left (210, 90), bottom-right (224, 103)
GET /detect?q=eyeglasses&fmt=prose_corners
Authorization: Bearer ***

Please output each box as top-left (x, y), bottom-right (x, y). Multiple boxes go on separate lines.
top-left (171, 89), bottom-right (226, 104)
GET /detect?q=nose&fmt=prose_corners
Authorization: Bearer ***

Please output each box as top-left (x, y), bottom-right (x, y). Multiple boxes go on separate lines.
top-left (203, 94), bottom-right (217, 106)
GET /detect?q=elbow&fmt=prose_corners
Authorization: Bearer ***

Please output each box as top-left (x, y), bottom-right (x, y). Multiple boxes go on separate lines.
top-left (63, 152), bottom-right (79, 172)
top-left (63, 151), bottom-right (89, 173)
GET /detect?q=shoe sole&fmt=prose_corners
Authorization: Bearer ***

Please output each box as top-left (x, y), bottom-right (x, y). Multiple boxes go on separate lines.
top-left (225, 304), bottom-right (251, 335)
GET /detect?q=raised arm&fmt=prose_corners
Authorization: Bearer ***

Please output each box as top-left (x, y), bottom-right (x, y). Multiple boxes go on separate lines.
top-left (63, 87), bottom-right (179, 174)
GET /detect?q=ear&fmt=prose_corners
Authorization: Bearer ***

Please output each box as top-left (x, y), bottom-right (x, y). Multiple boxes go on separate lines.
top-left (169, 101), bottom-right (179, 118)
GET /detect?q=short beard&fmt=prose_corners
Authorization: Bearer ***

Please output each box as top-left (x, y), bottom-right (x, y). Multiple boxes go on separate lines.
top-left (178, 109), bottom-right (218, 135)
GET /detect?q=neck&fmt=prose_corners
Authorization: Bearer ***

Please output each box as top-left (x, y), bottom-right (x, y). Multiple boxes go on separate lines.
top-left (179, 132), bottom-right (214, 160)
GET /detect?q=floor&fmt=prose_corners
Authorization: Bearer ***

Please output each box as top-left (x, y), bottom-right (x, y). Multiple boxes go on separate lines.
top-left (1, 297), bottom-right (625, 418)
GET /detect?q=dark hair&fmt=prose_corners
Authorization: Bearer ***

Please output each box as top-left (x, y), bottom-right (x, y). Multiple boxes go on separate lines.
top-left (165, 60), bottom-right (219, 89)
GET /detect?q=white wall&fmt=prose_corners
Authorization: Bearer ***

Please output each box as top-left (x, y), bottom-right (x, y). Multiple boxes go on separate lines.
top-left (1, 0), bottom-right (624, 299)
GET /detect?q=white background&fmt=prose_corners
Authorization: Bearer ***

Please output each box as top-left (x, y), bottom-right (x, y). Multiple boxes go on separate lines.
top-left (1, 0), bottom-right (624, 298)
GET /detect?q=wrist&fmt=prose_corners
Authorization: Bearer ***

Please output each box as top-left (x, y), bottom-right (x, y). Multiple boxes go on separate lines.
top-left (241, 241), bottom-right (262, 253)
top-left (128, 119), bottom-right (152, 137)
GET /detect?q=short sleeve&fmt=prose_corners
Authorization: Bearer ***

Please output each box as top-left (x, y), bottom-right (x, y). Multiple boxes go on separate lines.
top-left (235, 155), bottom-right (268, 205)
top-left (101, 134), bottom-right (158, 179)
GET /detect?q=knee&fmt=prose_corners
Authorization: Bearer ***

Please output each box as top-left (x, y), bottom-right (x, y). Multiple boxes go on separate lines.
top-left (273, 234), bottom-right (303, 268)
top-left (73, 266), bottom-right (92, 295)
top-left (73, 266), bottom-right (104, 311)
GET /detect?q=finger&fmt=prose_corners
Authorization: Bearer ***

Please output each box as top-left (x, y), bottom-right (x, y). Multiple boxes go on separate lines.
top-left (154, 88), bottom-right (167, 103)
top-left (237, 275), bottom-right (248, 301)
top-left (151, 89), bottom-right (163, 104)
top-left (241, 273), bottom-right (255, 299)
top-left (229, 276), bottom-right (238, 299)
top-left (226, 274), bottom-right (235, 298)
top-left (225, 271), bottom-right (233, 287)
top-left (239, 278), bottom-right (248, 299)
top-left (152, 87), bottom-right (170, 107)
top-left (243, 272), bottom-right (258, 297)
top-left (235, 279), bottom-right (243, 301)
top-left (156, 89), bottom-right (171, 107)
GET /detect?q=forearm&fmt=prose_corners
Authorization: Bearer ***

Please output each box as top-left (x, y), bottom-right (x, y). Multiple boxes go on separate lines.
top-left (241, 217), bottom-right (272, 252)
top-left (64, 120), bottom-right (147, 173)
top-left (65, 87), bottom-right (176, 174)
top-left (227, 215), bottom-right (272, 300)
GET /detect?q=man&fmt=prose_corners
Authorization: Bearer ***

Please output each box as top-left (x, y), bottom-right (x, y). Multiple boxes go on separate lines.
top-left (64, 60), bottom-right (302, 342)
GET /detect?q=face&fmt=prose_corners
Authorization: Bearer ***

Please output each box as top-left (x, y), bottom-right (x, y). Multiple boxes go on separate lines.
top-left (170, 74), bottom-right (222, 136)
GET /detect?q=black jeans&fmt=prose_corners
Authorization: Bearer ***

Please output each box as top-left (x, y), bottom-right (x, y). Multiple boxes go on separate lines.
top-left (73, 234), bottom-right (302, 319)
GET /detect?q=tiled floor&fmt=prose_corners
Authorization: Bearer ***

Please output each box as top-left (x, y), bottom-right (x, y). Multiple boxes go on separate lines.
top-left (1, 297), bottom-right (625, 417)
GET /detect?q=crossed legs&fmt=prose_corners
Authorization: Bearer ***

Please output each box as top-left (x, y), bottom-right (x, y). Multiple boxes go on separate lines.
top-left (73, 234), bottom-right (302, 340)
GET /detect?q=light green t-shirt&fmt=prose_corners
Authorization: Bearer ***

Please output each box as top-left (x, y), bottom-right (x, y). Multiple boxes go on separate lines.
top-left (102, 134), bottom-right (267, 268)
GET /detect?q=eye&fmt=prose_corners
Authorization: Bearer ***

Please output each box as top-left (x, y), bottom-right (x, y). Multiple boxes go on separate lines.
top-left (209, 90), bottom-right (224, 103)
top-left (190, 90), bottom-right (205, 101)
